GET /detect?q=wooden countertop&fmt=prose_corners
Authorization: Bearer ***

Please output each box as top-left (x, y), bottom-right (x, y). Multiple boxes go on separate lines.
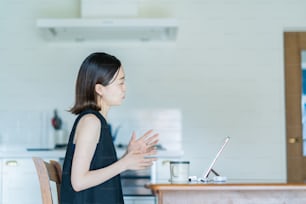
top-left (147, 183), bottom-right (306, 204)
top-left (147, 182), bottom-right (306, 191)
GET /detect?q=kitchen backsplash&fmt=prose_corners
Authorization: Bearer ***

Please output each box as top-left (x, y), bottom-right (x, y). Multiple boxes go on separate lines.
top-left (108, 109), bottom-right (182, 151)
top-left (0, 110), bottom-right (64, 149)
top-left (0, 109), bottom-right (182, 151)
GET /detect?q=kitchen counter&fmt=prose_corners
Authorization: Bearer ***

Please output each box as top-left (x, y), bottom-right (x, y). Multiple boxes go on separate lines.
top-left (0, 146), bottom-right (182, 159)
top-left (0, 146), bottom-right (66, 158)
top-left (147, 183), bottom-right (306, 204)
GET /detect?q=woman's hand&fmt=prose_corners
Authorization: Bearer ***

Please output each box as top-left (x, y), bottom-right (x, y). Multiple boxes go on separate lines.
top-left (121, 150), bottom-right (157, 171)
top-left (127, 129), bottom-right (159, 154)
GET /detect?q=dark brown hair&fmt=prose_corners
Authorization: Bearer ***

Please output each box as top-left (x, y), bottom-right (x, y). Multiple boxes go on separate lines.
top-left (70, 52), bottom-right (121, 114)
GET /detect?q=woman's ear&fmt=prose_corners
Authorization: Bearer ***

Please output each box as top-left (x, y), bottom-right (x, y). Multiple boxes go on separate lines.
top-left (95, 84), bottom-right (104, 96)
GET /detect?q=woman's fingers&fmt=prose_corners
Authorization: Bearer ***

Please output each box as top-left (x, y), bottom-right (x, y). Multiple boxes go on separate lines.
top-left (144, 133), bottom-right (159, 145)
top-left (130, 131), bottom-right (136, 142)
top-left (134, 130), bottom-right (159, 146)
top-left (147, 147), bottom-right (157, 154)
top-left (129, 130), bottom-right (159, 154)
top-left (132, 154), bottom-right (155, 169)
top-left (138, 129), bottom-right (156, 142)
top-left (140, 158), bottom-right (156, 167)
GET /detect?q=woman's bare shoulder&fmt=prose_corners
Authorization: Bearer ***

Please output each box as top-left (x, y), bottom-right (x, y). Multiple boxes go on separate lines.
top-left (80, 113), bottom-right (100, 125)
top-left (74, 113), bottom-right (101, 143)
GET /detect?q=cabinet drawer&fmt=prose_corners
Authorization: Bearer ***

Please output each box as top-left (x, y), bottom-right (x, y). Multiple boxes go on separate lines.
top-left (2, 158), bottom-right (59, 204)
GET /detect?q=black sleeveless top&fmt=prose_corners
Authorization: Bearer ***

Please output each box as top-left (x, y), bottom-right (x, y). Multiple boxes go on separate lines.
top-left (60, 109), bottom-right (124, 204)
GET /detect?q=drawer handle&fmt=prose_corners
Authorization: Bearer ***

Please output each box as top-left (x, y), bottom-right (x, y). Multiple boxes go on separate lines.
top-left (6, 160), bottom-right (18, 166)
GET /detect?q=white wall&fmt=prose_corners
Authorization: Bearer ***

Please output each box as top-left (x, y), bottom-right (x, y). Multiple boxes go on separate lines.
top-left (1, 0), bottom-right (306, 182)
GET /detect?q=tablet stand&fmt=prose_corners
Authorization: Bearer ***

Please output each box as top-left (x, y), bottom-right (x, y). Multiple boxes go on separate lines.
top-left (205, 168), bottom-right (220, 178)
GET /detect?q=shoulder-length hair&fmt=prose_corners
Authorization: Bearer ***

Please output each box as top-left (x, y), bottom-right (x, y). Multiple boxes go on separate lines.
top-left (70, 52), bottom-right (121, 115)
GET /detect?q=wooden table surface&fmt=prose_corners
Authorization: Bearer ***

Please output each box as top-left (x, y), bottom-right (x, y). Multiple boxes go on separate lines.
top-left (146, 183), bottom-right (306, 204)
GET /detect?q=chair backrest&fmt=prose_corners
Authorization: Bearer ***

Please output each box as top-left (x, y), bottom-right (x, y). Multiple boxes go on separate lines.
top-left (32, 157), bottom-right (62, 204)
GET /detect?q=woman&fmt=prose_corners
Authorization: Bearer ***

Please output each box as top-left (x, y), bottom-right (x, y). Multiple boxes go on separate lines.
top-left (60, 52), bottom-right (158, 204)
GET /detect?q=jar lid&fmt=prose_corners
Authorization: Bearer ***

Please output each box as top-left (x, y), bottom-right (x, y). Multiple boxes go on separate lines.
top-left (170, 161), bottom-right (190, 164)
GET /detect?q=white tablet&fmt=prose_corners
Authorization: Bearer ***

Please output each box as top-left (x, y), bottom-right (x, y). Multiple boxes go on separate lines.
top-left (202, 136), bottom-right (230, 178)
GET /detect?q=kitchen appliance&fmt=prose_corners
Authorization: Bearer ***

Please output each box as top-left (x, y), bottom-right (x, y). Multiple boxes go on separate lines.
top-left (121, 168), bottom-right (155, 203)
top-left (36, 0), bottom-right (178, 42)
top-left (121, 169), bottom-right (152, 196)
top-left (116, 145), bottom-right (155, 203)
top-left (51, 110), bottom-right (67, 148)
top-left (36, 18), bottom-right (178, 42)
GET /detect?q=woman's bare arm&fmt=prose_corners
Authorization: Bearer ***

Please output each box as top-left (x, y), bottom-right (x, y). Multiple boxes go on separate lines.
top-left (71, 114), bottom-right (155, 192)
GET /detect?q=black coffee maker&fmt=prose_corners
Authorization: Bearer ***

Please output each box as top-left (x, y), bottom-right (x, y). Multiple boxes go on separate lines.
top-left (51, 109), bottom-right (67, 148)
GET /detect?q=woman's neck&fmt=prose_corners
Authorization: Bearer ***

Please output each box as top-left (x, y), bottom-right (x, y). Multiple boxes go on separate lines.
top-left (100, 106), bottom-right (109, 120)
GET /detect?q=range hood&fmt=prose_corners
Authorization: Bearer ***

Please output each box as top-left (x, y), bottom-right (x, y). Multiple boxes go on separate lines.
top-left (36, 18), bottom-right (178, 42)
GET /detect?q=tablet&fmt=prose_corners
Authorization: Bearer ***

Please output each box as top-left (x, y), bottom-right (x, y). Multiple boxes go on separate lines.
top-left (202, 136), bottom-right (230, 178)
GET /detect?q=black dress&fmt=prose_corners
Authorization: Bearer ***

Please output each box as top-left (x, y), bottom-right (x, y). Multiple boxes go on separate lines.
top-left (60, 109), bottom-right (124, 204)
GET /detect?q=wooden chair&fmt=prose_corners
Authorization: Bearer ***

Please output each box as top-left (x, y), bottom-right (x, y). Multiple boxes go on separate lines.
top-left (32, 157), bottom-right (62, 204)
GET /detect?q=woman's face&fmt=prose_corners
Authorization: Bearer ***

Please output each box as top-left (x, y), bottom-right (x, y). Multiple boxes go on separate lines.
top-left (100, 67), bottom-right (126, 107)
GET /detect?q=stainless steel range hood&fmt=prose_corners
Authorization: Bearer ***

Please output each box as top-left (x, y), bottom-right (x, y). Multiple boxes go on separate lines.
top-left (36, 18), bottom-right (178, 42)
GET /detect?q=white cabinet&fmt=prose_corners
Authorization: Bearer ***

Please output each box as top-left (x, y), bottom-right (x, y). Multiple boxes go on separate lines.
top-left (2, 158), bottom-right (41, 204)
top-left (2, 157), bottom-right (59, 204)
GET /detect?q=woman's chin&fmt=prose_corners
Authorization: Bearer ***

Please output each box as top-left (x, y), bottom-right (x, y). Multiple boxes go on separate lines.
top-left (113, 101), bottom-right (124, 106)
